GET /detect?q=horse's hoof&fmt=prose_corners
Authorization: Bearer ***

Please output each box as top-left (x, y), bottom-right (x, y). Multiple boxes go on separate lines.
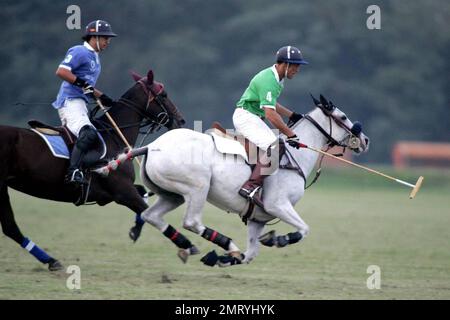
top-left (189, 245), bottom-right (200, 255)
top-left (177, 245), bottom-right (200, 263)
top-left (48, 259), bottom-right (64, 271)
top-left (129, 225), bottom-right (142, 242)
top-left (177, 249), bottom-right (189, 264)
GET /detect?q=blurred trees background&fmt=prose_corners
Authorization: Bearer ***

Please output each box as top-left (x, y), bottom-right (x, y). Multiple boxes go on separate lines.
top-left (0, 0), bottom-right (448, 163)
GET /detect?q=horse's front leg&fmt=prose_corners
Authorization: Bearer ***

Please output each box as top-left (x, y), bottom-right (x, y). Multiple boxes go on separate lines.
top-left (260, 202), bottom-right (309, 248)
top-left (241, 219), bottom-right (266, 264)
top-left (128, 184), bottom-right (151, 242)
top-left (104, 174), bottom-right (148, 242)
top-left (212, 219), bottom-right (265, 267)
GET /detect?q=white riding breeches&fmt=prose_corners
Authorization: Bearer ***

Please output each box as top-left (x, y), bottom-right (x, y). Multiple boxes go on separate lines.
top-left (232, 107), bottom-right (277, 151)
top-left (58, 98), bottom-right (94, 137)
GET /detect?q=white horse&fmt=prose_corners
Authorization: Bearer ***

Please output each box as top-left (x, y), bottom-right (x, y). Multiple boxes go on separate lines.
top-left (98, 95), bottom-right (369, 266)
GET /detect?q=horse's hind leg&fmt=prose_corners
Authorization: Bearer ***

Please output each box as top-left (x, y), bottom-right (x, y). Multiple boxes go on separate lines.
top-left (181, 190), bottom-right (243, 267)
top-left (0, 185), bottom-right (63, 271)
top-left (141, 194), bottom-right (200, 263)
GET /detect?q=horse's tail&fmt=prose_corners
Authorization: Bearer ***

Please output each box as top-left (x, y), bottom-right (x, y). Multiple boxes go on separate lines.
top-left (93, 146), bottom-right (148, 176)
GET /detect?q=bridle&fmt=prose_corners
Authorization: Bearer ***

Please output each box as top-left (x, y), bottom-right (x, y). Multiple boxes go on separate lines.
top-left (284, 106), bottom-right (362, 191)
top-left (303, 113), bottom-right (341, 148)
top-left (90, 78), bottom-right (172, 148)
top-left (117, 78), bottom-right (170, 130)
top-left (292, 106), bottom-right (360, 150)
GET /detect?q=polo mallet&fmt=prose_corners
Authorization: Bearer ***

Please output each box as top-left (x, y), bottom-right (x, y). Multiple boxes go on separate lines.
top-left (296, 142), bottom-right (424, 199)
top-left (95, 97), bottom-right (156, 204)
top-left (95, 97), bottom-right (141, 167)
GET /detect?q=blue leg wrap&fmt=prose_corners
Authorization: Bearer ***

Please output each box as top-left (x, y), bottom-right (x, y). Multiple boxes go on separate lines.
top-left (21, 237), bottom-right (52, 264)
top-left (135, 213), bottom-right (145, 226)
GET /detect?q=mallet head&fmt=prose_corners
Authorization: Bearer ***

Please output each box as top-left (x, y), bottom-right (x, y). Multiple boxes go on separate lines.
top-left (409, 176), bottom-right (424, 199)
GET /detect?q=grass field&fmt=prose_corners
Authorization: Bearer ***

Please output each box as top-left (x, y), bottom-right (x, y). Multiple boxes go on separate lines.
top-left (1, 166), bottom-right (449, 300)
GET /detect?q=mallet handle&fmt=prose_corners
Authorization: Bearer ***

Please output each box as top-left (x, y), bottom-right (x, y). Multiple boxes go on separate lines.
top-left (303, 144), bottom-right (413, 187)
top-left (96, 98), bottom-right (141, 167)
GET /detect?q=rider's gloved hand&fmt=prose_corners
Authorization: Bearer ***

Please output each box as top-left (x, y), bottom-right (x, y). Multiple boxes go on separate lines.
top-left (286, 135), bottom-right (301, 149)
top-left (81, 84), bottom-right (95, 97)
top-left (73, 77), bottom-right (95, 97)
top-left (99, 94), bottom-right (114, 107)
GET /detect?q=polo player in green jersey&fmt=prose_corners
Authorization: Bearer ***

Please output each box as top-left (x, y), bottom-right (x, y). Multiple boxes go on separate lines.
top-left (233, 45), bottom-right (308, 208)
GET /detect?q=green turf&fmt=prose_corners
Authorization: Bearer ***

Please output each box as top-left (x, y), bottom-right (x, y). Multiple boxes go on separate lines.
top-left (1, 166), bottom-right (449, 299)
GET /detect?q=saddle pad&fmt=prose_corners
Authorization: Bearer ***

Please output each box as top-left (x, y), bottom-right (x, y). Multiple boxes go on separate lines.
top-left (31, 129), bottom-right (107, 160)
top-left (209, 132), bottom-right (248, 162)
top-left (31, 129), bottom-right (70, 159)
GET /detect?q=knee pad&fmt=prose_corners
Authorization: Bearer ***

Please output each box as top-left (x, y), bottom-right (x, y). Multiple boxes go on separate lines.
top-left (76, 125), bottom-right (98, 152)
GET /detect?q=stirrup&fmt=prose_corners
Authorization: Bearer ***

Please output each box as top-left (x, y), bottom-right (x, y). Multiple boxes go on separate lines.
top-left (65, 169), bottom-right (85, 185)
top-left (238, 186), bottom-right (264, 209)
top-left (239, 186), bottom-right (260, 199)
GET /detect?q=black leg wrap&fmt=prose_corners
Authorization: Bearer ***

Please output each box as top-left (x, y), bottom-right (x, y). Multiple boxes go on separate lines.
top-left (201, 227), bottom-right (231, 250)
top-left (276, 235), bottom-right (289, 248)
top-left (259, 230), bottom-right (276, 247)
top-left (288, 232), bottom-right (303, 244)
top-left (275, 232), bottom-right (302, 248)
top-left (201, 250), bottom-right (219, 267)
top-left (163, 225), bottom-right (192, 249)
top-left (217, 254), bottom-right (244, 267)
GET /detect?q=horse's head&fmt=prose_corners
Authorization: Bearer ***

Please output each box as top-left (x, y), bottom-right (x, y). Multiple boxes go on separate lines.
top-left (122, 69), bottom-right (185, 130)
top-left (306, 94), bottom-right (370, 154)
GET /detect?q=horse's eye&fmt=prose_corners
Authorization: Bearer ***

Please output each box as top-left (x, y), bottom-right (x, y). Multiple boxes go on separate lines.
top-left (341, 115), bottom-right (347, 121)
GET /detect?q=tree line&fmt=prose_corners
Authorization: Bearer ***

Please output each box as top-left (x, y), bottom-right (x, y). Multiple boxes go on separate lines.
top-left (0, 0), bottom-right (448, 162)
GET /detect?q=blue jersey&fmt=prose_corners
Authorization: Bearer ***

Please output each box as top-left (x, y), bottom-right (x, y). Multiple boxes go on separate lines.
top-left (52, 42), bottom-right (101, 109)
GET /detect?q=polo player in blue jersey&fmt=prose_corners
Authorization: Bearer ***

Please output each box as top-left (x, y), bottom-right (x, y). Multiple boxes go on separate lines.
top-left (52, 20), bottom-right (117, 186)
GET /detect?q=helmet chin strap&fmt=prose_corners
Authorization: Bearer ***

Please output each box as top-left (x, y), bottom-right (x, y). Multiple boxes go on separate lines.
top-left (95, 36), bottom-right (101, 52)
top-left (284, 62), bottom-right (290, 79)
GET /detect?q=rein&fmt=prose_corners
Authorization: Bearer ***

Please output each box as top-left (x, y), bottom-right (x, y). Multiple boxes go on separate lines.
top-left (89, 79), bottom-right (171, 148)
top-left (285, 109), bottom-right (347, 190)
top-left (303, 114), bottom-right (341, 147)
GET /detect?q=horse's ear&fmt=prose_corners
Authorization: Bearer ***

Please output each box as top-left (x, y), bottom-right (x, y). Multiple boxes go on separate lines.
top-left (319, 94), bottom-right (328, 108)
top-left (147, 69), bottom-right (154, 85)
top-left (310, 93), bottom-right (321, 106)
top-left (130, 70), bottom-right (143, 82)
top-left (328, 100), bottom-right (336, 109)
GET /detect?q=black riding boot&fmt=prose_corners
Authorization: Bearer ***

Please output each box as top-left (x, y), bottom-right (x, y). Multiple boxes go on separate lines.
top-left (64, 125), bottom-right (99, 186)
top-left (64, 144), bottom-right (86, 186)
top-left (238, 140), bottom-right (286, 208)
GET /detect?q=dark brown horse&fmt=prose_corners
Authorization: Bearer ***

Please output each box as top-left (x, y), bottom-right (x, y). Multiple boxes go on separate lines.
top-left (0, 69), bottom-right (185, 271)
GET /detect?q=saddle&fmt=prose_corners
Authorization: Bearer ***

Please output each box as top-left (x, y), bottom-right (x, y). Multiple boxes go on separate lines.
top-left (28, 120), bottom-right (76, 151)
top-left (28, 119), bottom-right (108, 206)
top-left (28, 119), bottom-right (107, 166)
top-left (210, 122), bottom-right (261, 164)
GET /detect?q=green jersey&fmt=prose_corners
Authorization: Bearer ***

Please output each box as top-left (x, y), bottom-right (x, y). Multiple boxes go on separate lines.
top-left (236, 65), bottom-right (284, 117)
